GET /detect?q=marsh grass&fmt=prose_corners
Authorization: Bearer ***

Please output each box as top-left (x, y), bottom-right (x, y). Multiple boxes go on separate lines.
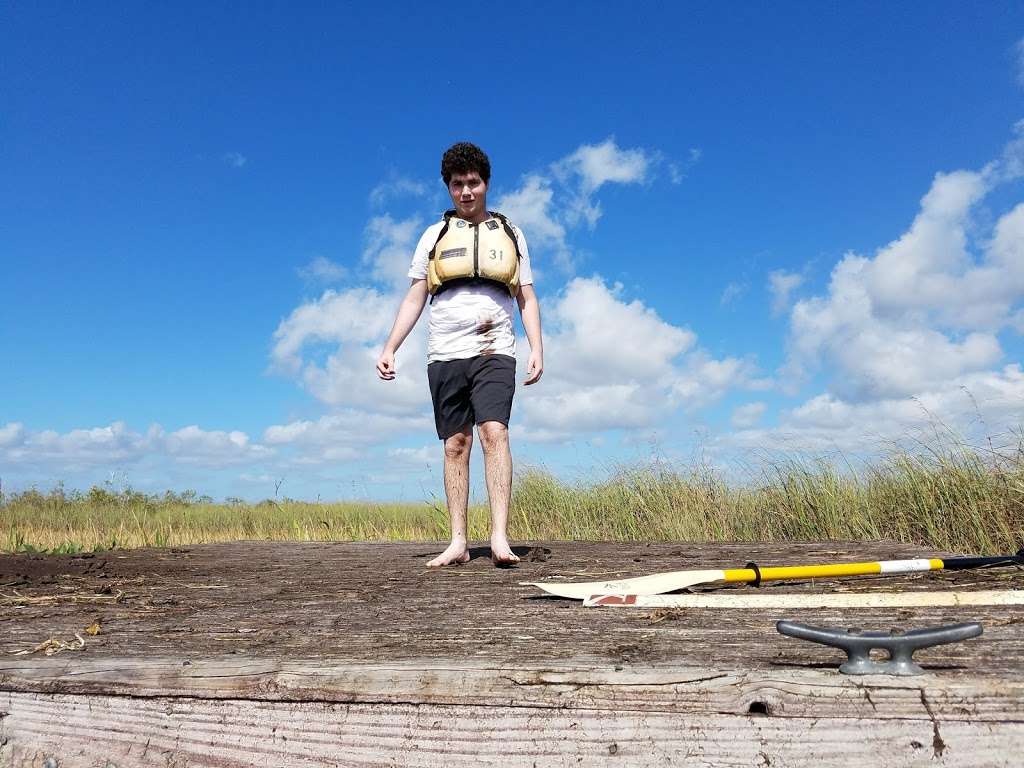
top-left (2, 439), bottom-right (1021, 554)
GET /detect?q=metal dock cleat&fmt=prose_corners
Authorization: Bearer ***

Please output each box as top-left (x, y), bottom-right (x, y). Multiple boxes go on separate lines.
top-left (776, 620), bottom-right (983, 675)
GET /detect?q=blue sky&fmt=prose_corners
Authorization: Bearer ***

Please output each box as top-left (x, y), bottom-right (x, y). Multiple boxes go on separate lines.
top-left (3, 2), bottom-right (1024, 501)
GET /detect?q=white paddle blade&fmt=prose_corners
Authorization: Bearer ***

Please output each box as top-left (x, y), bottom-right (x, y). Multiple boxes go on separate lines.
top-left (582, 590), bottom-right (1024, 609)
top-left (525, 569), bottom-right (726, 600)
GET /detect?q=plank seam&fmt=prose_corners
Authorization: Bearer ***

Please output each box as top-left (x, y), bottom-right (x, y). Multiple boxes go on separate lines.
top-left (4, 688), bottom-right (1023, 723)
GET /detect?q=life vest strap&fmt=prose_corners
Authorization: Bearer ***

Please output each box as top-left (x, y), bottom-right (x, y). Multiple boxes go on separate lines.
top-left (490, 211), bottom-right (523, 262)
top-left (427, 210), bottom-right (457, 261)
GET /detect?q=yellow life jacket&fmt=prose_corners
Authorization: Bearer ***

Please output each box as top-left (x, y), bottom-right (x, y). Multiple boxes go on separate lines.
top-left (427, 210), bottom-right (521, 296)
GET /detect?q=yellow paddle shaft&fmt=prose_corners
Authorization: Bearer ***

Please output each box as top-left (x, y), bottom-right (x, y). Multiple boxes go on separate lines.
top-left (722, 558), bottom-right (945, 584)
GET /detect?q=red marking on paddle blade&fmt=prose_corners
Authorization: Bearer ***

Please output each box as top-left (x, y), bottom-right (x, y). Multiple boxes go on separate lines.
top-left (587, 594), bottom-right (638, 606)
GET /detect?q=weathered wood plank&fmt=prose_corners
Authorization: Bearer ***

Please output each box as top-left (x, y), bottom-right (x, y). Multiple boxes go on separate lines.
top-left (0, 657), bottom-right (1021, 722)
top-left (2, 691), bottom-right (1021, 768)
top-left (1, 542), bottom-right (1022, 766)
top-left (1, 540), bottom-right (1021, 674)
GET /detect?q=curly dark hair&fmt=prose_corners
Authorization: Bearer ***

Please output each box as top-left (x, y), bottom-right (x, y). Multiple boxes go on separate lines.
top-left (441, 142), bottom-right (491, 184)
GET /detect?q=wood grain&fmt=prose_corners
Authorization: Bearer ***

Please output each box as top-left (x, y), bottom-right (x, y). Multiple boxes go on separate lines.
top-left (3, 691), bottom-right (1022, 767)
top-left (1, 540), bottom-right (1022, 765)
top-left (1, 657), bottom-right (1022, 721)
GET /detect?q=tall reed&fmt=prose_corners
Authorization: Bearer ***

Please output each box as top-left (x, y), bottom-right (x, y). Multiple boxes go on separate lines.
top-left (2, 439), bottom-right (1021, 554)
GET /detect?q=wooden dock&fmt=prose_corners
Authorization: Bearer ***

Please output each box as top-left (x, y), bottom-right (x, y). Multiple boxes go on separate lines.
top-left (1, 540), bottom-right (1022, 766)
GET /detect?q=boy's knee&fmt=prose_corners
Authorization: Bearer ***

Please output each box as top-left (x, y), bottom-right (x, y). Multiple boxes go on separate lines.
top-left (478, 421), bottom-right (508, 452)
top-left (444, 430), bottom-right (472, 460)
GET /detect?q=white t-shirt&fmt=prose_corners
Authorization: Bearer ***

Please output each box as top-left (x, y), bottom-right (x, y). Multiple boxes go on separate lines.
top-left (408, 217), bottom-right (534, 363)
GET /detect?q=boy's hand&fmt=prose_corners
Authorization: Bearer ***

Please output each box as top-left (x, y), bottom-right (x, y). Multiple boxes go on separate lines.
top-left (377, 350), bottom-right (396, 380)
top-left (524, 350), bottom-right (543, 385)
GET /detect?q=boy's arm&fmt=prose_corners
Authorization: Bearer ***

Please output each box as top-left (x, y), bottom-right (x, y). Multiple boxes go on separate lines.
top-left (377, 279), bottom-right (429, 380)
top-left (516, 284), bottom-right (544, 385)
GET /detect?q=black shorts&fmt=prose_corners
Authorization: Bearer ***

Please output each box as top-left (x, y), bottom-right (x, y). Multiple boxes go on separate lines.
top-left (427, 354), bottom-right (516, 440)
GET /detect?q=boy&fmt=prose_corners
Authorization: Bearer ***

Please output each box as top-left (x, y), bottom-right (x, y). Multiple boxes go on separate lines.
top-left (376, 142), bottom-right (543, 566)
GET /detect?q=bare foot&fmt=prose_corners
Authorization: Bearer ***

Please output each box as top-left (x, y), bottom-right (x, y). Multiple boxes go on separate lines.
top-left (490, 538), bottom-right (520, 567)
top-left (427, 541), bottom-right (470, 567)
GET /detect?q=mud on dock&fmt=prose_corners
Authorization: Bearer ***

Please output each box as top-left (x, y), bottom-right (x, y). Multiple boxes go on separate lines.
top-left (1, 540), bottom-right (1022, 766)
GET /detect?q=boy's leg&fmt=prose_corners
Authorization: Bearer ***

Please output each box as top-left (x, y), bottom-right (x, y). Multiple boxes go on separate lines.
top-left (477, 420), bottom-right (518, 564)
top-left (426, 359), bottom-right (474, 567)
top-left (469, 355), bottom-right (519, 565)
top-left (427, 426), bottom-right (473, 567)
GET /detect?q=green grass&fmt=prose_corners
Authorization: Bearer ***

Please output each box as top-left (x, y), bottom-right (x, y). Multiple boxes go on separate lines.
top-left (2, 438), bottom-right (1022, 555)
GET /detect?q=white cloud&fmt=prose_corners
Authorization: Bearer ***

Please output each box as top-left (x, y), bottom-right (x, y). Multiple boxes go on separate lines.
top-left (494, 138), bottom-right (662, 271)
top-left (305, 335), bottom-right (430, 415)
top-left (783, 130), bottom-right (1024, 401)
top-left (239, 473), bottom-right (281, 486)
top-left (1012, 309), bottom-right (1024, 334)
top-left (264, 411), bottom-right (432, 464)
top-left (493, 174), bottom-right (572, 273)
top-left (362, 214), bottom-right (423, 289)
top-left (262, 410), bottom-right (426, 447)
top-left (668, 148), bottom-right (703, 185)
top-left (270, 286), bottom-right (394, 375)
top-left (493, 174), bottom-right (568, 266)
top-left (519, 384), bottom-right (658, 437)
top-left (0, 422), bottom-right (26, 448)
top-left (369, 176), bottom-right (429, 207)
top-left (768, 269), bottom-right (804, 316)
top-left (0, 422), bottom-right (270, 470)
top-left (726, 365), bottom-right (1024, 454)
top-left (11, 422), bottom-right (152, 466)
top-left (515, 277), bottom-right (764, 442)
top-left (1016, 37), bottom-right (1024, 89)
top-left (297, 256), bottom-right (347, 284)
top-left (161, 425), bottom-right (269, 466)
top-left (387, 445), bottom-right (434, 465)
top-left (0, 413), bottom-right (439, 479)
top-left (223, 151), bottom-right (247, 168)
top-left (270, 282), bottom-right (429, 415)
top-left (720, 281), bottom-right (748, 305)
top-left (731, 402), bottom-right (766, 428)
top-left (671, 352), bottom-right (771, 404)
top-left (271, 213), bottom-right (434, 414)
top-left (1000, 119), bottom-right (1024, 181)
top-left (555, 139), bottom-right (650, 193)
top-left (990, 202), bottom-right (1024, 278)
top-left (546, 277), bottom-right (696, 384)
top-left (741, 124), bottom-right (1024, 455)
top-left (553, 138), bottom-right (651, 228)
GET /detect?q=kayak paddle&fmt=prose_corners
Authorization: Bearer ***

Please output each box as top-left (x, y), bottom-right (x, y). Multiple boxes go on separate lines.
top-left (524, 548), bottom-right (1024, 600)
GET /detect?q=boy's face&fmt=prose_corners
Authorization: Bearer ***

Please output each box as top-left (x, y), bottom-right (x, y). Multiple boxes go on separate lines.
top-left (447, 171), bottom-right (488, 221)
